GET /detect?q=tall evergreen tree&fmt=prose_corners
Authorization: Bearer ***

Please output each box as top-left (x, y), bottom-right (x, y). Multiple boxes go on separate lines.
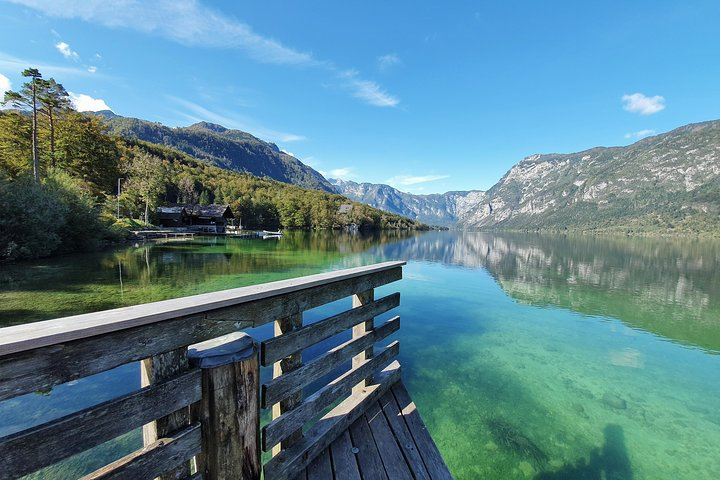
top-left (38, 78), bottom-right (72, 168)
top-left (3, 68), bottom-right (43, 182)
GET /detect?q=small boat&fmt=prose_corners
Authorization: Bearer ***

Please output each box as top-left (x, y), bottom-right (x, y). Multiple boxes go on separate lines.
top-left (261, 230), bottom-right (283, 236)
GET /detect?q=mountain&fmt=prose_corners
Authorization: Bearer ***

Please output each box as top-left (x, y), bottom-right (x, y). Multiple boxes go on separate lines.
top-left (334, 120), bottom-right (720, 233)
top-left (97, 114), bottom-right (335, 192)
top-left (329, 178), bottom-right (485, 227)
top-left (463, 120), bottom-right (720, 231)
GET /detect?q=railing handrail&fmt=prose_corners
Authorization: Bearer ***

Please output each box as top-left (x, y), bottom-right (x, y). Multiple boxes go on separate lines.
top-left (0, 261), bottom-right (406, 356)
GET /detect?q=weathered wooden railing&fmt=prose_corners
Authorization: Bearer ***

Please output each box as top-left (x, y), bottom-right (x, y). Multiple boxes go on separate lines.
top-left (0, 261), bottom-right (405, 480)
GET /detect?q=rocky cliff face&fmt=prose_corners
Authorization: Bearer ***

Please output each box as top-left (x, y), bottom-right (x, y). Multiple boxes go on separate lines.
top-left (461, 120), bottom-right (720, 230)
top-left (330, 178), bottom-right (485, 227)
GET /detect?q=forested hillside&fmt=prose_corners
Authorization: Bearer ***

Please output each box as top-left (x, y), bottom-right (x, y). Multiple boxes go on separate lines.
top-left (0, 69), bottom-right (425, 261)
top-left (97, 112), bottom-right (335, 192)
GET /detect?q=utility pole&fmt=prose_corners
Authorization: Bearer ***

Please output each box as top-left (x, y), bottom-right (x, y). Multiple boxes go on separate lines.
top-left (117, 178), bottom-right (122, 219)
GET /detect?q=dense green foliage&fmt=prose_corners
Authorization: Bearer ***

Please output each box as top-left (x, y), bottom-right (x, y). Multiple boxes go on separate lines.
top-left (124, 140), bottom-right (424, 230)
top-left (0, 69), bottom-right (425, 261)
top-left (0, 171), bottom-right (108, 260)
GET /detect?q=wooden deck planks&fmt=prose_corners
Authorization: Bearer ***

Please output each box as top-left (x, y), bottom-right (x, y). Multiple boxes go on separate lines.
top-left (329, 430), bottom-right (361, 480)
top-left (288, 381), bottom-right (453, 480)
top-left (364, 400), bottom-right (414, 480)
top-left (306, 447), bottom-right (332, 480)
top-left (391, 382), bottom-right (454, 480)
top-left (378, 390), bottom-right (431, 480)
top-left (348, 415), bottom-right (389, 480)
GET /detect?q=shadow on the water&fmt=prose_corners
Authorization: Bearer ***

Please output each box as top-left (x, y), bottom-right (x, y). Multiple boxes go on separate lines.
top-left (535, 424), bottom-right (632, 480)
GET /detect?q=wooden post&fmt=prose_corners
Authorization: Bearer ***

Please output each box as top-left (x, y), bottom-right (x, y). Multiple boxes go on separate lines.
top-left (272, 313), bottom-right (303, 456)
top-left (188, 332), bottom-right (260, 480)
top-left (352, 289), bottom-right (375, 394)
top-left (141, 347), bottom-right (191, 479)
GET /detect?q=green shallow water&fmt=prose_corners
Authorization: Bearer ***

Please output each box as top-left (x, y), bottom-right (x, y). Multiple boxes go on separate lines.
top-left (1, 231), bottom-right (719, 479)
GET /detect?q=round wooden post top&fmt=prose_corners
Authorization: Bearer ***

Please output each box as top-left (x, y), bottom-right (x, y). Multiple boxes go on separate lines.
top-left (188, 332), bottom-right (257, 368)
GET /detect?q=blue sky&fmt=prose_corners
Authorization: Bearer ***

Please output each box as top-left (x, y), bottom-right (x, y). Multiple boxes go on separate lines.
top-left (1, 1), bottom-right (719, 193)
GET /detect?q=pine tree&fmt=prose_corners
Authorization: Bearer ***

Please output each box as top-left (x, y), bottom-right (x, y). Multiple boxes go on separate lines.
top-left (3, 68), bottom-right (43, 182)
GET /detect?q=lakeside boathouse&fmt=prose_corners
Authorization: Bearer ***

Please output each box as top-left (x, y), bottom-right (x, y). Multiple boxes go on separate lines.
top-left (157, 204), bottom-right (235, 233)
top-left (0, 262), bottom-right (452, 479)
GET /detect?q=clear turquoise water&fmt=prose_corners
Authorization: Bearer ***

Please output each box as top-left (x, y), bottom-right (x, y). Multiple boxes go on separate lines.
top-left (1, 231), bottom-right (719, 479)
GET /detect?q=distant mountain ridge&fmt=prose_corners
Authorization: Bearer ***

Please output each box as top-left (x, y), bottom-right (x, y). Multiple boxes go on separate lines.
top-left (95, 112), bottom-right (335, 193)
top-left (463, 120), bottom-right (720, 231)
top-left (329, 178), bottom-right (485, 227)
top-left (336, 120), bottom-right (720, 232)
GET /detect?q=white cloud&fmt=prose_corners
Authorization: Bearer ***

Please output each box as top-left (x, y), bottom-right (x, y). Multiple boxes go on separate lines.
top-left (385, 174), bottom-right (449, 187)
top-left (624, 129), bottom-right (655, 139)
top-left (87, 66), bottom-right (97, 73)
top-left (0, 73), bottom-right (12, 109)
top-left (14, 0), bottom-right (313, 66)
top-left (339, 70), bottom-right (399, 107)
top-left (0, 52), bottom-right (98, 78)
top-left (168, 95), bottom-right (306, 143)
top-left (377, 53), bottom-right (401, 71)
top-left (326, 167), bottom-right (356, 179)
top-left (69, 92), bottom-right (112, 111)
top-left (10, 0), bottom-right (398, 107)
top-left (0, 73), bottom-right (11, 92)
top-left (622, 93), bottom-right (665, 115)
top-left (55, 41), bottom-right (79, 61)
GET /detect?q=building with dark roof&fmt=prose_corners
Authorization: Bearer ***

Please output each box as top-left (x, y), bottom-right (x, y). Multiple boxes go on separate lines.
top-left (156, 204), bottom-right (235, 233)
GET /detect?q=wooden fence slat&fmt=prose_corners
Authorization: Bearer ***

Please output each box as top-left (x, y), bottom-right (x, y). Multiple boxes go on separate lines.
top-left (141, 348), bottom-right (192, 479)
top-left (81, 423), bottom-right (202, 480)
top-left (352, 290), bottom-right (375, 395)
top-left (0, 262), bottom-right (405, 356)
top-left (263, 342), bottom-right (400, 452)
top-left (262, 316), bottom-right (400, 408)
top-left (0, 369), bottom-right (201, 480)
top-left (263, 361), bottom-right (402, 480)
top-left (0, 315), bottom-right (239, 402)
top-left (0, 266), bottom-right (403, 402)
top-left (272, 313), bottom-right (304, 457)
top-left (261, 293), bottom-right (400, 366)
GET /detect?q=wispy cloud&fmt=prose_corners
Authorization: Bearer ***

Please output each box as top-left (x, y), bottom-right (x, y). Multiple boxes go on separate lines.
top-left (385, 174), bottom-right (449, 187)
top-left (55, 41), bottom-right (79, 61)
top-left (87, 66), bottom-right (97, 73)
top-left (624, 129), bottom-right (655, 139)
top-left (69, 92), bottom-right (112, 111)
top-left (10, 0), bottom-right (313, 66)
top-left (167, 95), bottom-right (306, 143)
top-left (0, 52), bottom-right (99, 78)
top-left (622, 93), bottom-right (665, 115)
top-left (338, 70), bottom-right (399, 107)
top-left (0, 73), bottom-right (11, 92)
top-left (321, 167), bottom-right (356, 180)
top-left (9, 0), bottom-right (399, 107)
top-left (377, 53), bottom-right (401, 71)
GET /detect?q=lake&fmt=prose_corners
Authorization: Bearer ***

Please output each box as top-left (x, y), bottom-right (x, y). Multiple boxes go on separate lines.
top-left (1, 231), bottom-right (719, 479)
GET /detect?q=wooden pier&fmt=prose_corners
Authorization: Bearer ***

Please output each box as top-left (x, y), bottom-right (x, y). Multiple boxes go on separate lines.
top-left (0, 262), bottom-right (452, 479)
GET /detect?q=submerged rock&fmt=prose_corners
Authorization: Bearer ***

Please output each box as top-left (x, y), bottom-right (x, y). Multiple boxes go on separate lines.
top-left (486, 418), bottom-right (548, 466)
top-left (602, 392), bottom-right (628, 410)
